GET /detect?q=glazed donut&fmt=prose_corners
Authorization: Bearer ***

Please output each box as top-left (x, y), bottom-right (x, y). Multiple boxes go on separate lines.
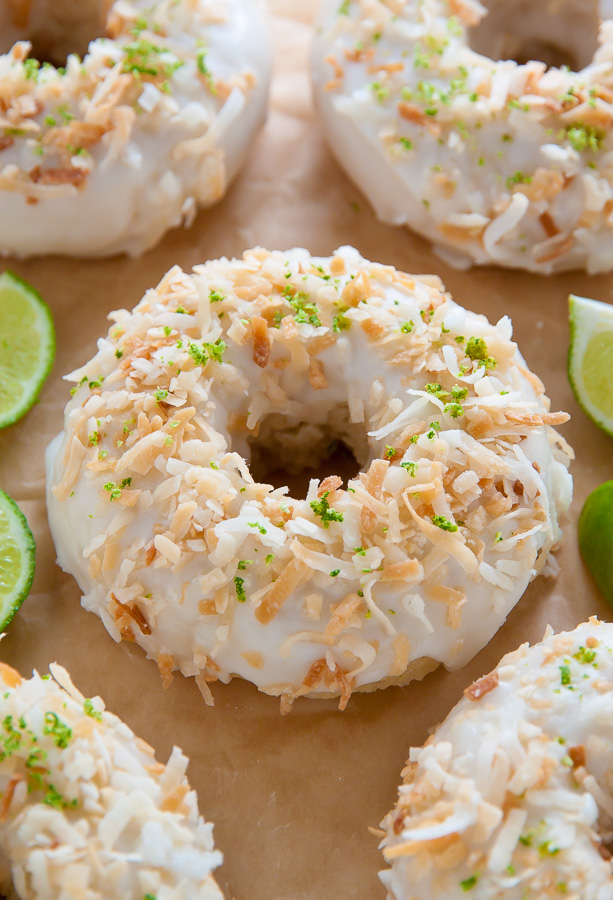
top-left (312, 0), bottom-right (613, 274)
top-left (379, 619), bottom-right (613, 899)
top-left (45, 246), bottom-right (572, 711)
top-left (0, 0), bottom-right (271, 257)
top-left (0, 661), bottom-right (222, 899)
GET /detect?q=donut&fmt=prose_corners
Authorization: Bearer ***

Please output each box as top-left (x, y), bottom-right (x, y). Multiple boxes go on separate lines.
top-left (0, 0), bottom-right (271, 258)
top-left (379, 619), bottom-right (613, 900)
top-left (0, 661), bottom-right (222, 898)
top-left (311, 0), bottom-right (613, 274)
top-left (45, 246), bottom-right (572, 711)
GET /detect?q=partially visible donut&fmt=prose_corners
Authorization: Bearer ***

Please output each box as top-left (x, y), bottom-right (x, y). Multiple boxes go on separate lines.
top-left (380, 619), bottom-right (613, 899)
top-left (0, 661), bottom-right (223, 899)
top-left (312, 0), bottom-right (613, 274)
top-left (0, 0), bottom-right (271, 257)
top-left (46, 246), bottom-right (572, 711)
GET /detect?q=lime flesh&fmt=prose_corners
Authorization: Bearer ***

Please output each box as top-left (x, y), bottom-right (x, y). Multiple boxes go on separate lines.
top-left (0, 270), bottom-right (55, 430)
top-left (568, 294), bottom-right (613, 437)
top-left (0, 490), bottom-right (35, 628)
top-left (581, 332), bottom-right (613, 418)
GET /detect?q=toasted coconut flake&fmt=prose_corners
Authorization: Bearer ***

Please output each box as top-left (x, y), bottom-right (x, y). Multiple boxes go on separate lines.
top-left (360, 505), bottom-right (377, 533)
top-left (111, 593), bottom-right (151, 636)
top-left (326, 593), bottom-right (364, 636)
top-left (391, 634), bottom-right (411, 677)
top-left (319, 474), bottom-right (342, 497)
top-left (334, 664), bottom-right (353, 711)
top-left (569, 745), bottom-right (586, 768)
top-left (381, 559), bottom-right (422, 582)
top-left (32, 167), bottom-right (88, 188)
top-left (308, 358), bottom-right (328, 390)
top-left (0, 663), bottom-right (22, 688)
top-left (279, 692), bottom-right (294, 715)
top-left (324, 54), bottom-right (344, 81)
top-left (0, 773), bottom-right (22, 822)
top-left (397, 101), bottom-right (427, 125)
top-left (428, 584), bottom-right (467, 629)
top-left (154, 533), bottom-right (182, 565)
top-left (464, 670), bottom-right (499, 701)
top-left (341, 270), bottom-right (372, 307)
top-left (195, 673), bottom-right (215, 706)
top-left (302, 658), bottom-right (328, 689)
top-left (255, 558), bottom-right (311, 624)
top-left (534, 234), bottom-right (575, 265)
top-left (252, 315), bottom-right (271, 368)
top-left (53, 435), bottom-right (87, 500)
top-left (241, 651), bottom-right (264, 669)
top-left (449, 0), bottom-right (483, 26)
top-left (157, 652), bottom-right (175, 689)
top-left (505, 410), bottom-right (570, 428)
top-left (539, 211), bottom-right (560, 238)
top-left (366, 458), bottom-right (389, 500)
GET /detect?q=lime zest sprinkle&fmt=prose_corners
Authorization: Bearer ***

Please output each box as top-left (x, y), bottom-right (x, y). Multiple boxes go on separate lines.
top-left (43, 712), bottom-right (72, 748)
top-left (310, 491), bottom-right (344, 528)
top-left (83, 699), bottom-right (102, 721)
top-left (560, 664), bottom-right (571, 686)
top-left (234, 576), bottom-right (246, 603)
top-left (432, 515), bottom-right (458, 532)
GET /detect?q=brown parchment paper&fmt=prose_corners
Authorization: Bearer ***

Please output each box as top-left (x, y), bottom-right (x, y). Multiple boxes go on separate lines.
top-left (1, 3), bottom-right (613, 898)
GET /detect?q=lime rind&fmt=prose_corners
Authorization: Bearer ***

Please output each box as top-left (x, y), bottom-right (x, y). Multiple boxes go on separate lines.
top-left (579, 481), bottom-right (613, 608)
top-left (0, 270), bottom-right (55, 430)
top-left (0, 489), bottom-right (35, 629)
top-left (568, 293), bottom-right (613, 439)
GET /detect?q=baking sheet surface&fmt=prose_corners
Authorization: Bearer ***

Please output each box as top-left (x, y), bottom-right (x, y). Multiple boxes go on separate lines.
top-left (1, 3), bottom-right (612, 898)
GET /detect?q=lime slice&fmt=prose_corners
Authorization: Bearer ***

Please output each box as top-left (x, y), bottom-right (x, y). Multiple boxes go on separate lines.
top-left (568, 294), bottom-right (613, 437)
top-left (0, 490), bottom-right (35, 629)
top-left (579, 481), bottom-right (613, 607)
top-left (0, 270), bottom-right (55, 430)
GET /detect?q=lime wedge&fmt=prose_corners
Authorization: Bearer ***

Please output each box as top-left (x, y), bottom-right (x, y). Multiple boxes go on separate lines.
top-left (0, 490), bottom-right (35, 629)
top-left (0, 271), bottom-right (55, 430)
top-left (568, 294), bottom-right (613, 437)
top-left (579, 482), bottom-right (613, 607)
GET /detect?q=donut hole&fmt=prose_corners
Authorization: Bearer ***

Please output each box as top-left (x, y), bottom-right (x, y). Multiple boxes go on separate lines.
top-left (0, 4), bottom-right (106, 66)
top-left (468, 0), bottom-right (600, 71)
top-left (247, 408), bottom-right (368, 498)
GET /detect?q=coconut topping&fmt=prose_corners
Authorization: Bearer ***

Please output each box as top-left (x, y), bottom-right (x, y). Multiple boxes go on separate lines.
top-left (380, 618), bottom-right (613, 899)
top-left (0, 0), bottom-right (271, 256)
top-left (0, 662), bottom-right (222, 899)
top-left (312, 0), bottom-right (613, 273)
top-left (46, 246), bottom-right (573, 711)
